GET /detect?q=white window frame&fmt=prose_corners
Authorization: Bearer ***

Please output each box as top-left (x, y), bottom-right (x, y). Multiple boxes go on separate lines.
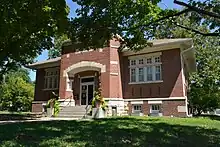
top-left (129, 53), bottom-right (163, 84)
top-left (44, 68), bottom-right (59, 90)
top-left (150, 104), bottom-right (161, 113)
top-left (132, 104), bottom-right (142, 113)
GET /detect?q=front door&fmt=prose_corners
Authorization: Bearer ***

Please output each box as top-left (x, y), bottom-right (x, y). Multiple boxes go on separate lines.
top-left (80, 83), bottom-right (94, 105)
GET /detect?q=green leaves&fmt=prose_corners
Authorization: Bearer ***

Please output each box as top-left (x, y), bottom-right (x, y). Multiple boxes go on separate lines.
top-left (0, 68), bottom-right (34, 112)
top-left (48, 34), bottom-right (68, 59)
top-left (0, 0), bottom-right (68, 74)
top-left (67, 0), bottom-right (163, 50)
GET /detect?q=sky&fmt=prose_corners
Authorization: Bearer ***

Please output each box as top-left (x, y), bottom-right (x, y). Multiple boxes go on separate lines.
top-left (29, 0), bottom-right (183, 81)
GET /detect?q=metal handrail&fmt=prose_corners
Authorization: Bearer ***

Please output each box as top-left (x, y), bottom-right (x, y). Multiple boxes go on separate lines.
top-left (83, 98), bottom-right (93, 119)
top-left (85, 98), bottom-right (93, 110)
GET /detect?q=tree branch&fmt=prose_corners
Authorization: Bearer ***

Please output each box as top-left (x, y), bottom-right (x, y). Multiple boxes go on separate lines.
top-left (121, 9), bottom-right (190, 31)
top-left (173, 22), bottom-right (220, 36)
top-left (174, 0), bottom-right (220, 19)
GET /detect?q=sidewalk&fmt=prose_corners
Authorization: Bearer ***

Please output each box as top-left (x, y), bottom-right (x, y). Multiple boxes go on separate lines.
top-left (0, 117), bottom-right (80, 125)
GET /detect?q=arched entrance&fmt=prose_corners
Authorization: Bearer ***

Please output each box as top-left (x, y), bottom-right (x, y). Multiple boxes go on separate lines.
top-left (63, 61), bottom-right (106, 106)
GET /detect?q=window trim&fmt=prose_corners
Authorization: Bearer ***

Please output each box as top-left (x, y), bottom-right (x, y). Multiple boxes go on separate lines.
top-left (132, 104), bottom-right (142, 113)
top-left (128, 53), bottom-right (162, 84)
top-left (43, 68), bottom-right (59, 90)
top-left (150, 104), bottom-right (161, 113)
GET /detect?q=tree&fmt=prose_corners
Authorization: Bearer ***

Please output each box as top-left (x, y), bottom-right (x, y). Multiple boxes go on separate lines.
top-left (67, 0), bottom-right (219, 51)
top-left (0, 68), bottom-right (34, 112)
top-left (48, 34), bottom-right (68, 59)
top-left (0, 0), bottom-right (68, 75)
top-left (154, 14), bottom-right (220, 115)
top-left (189, 36), bottom-right (220, 115)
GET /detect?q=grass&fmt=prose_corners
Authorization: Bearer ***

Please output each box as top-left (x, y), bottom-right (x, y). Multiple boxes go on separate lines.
top-left (0, 111), bottom-right (39, 121)
top-left (0, 116), bottom-right (220, 147)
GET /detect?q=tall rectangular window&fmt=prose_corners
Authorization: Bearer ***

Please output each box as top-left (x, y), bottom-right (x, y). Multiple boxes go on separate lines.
top-left (146, 66), bottom-right (153, 81)
top-left (138, 68), bottom-right (144, 82)
top-left (130, 68), bottom-right (136, 82)
top-left (155, 65), bottom-right (161, 80)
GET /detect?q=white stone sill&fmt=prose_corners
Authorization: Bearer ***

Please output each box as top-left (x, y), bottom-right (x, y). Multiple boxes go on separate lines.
top-left (42, 88), bottom-right (59, 91)
top-left (66, 90), bottom-right (73, 92)
top-left (129, 80), bottom-right (163, 85)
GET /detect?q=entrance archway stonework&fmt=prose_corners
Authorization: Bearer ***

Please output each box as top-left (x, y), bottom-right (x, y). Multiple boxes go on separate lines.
top-left (63, 61), bottom-right (106, 77)
top-left (59, 61), bottom-right (107, 106)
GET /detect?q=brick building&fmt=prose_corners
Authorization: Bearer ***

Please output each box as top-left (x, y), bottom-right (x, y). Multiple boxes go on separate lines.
top-left (29, 38), bottom-right (196, 117)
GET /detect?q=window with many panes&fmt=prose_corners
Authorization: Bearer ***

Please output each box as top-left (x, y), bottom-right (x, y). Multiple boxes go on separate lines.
top-left (129, 54), bottom-right (162, 83)
top-left (44, 68), bottom-right (59, 90)
top-left (150, 104), bottom-right (161, 113)
top-left (132, 105), bottom-right (142, 113)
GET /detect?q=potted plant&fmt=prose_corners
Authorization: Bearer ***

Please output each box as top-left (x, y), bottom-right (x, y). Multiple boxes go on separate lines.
top-left (91, 89), bottom-right (107, 118)
top-left (46, 98), bottom-right (60, 117)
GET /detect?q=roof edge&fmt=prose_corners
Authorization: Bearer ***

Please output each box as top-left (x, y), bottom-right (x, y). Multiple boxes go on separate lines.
top-left (28, 57), bottom-right (61, 69)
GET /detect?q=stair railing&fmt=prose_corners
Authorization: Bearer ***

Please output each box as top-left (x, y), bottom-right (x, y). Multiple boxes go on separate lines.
top-left (59, 95), bottom-right (74, 112)
top-left (83, 98), bottom-right (93, 118)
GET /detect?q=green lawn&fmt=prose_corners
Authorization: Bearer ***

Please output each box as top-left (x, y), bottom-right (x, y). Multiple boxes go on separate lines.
top-left (0, 117), bottom-right (220, 147)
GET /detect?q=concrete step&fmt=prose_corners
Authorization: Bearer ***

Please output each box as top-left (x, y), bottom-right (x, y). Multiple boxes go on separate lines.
top-left (58, 106), bottom-right (91, 118)
top-left (57, 115), bottom-right (84, 118)
top-left (58, 112), bottom-right (86, 115)
top-left (60, 106), bottom-right (89, 111)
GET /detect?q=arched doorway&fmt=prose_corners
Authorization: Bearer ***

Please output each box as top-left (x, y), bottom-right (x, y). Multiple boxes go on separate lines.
top-left (63, 61), bottom-right (106, 106)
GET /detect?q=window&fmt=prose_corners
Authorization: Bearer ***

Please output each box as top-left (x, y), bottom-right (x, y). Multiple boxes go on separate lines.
top-left (138, 59), bottom-right (144, 65)
top-left (130, 60), bottom-right (136, 66)
top-left (155, 65), bottom-right (161, 80)
top-left (129, 54), bottom-right (162, 83)
top-left (130, 68), bottom-right (136, 82)
top-left (155, 57), bottom-right (161, 63)
top-left (146, 58), bottom-right (152, 64)
top-left (150, 104), bottom-right (161, 113)
top-left (146, 66), bottom-right (153, 81)
top-left (132, 105), bottom-right (142, 113)
top-left (138, 68), bottom-right (144, 82)
top-left (44, 68), bottom-right (59, 90)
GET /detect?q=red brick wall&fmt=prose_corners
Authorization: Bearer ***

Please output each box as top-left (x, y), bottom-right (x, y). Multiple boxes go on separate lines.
top-left (59, 39), bottom-right (123, 99)
top-left (109, 47), bottom-right (123, 98)
top-left (162, 100), bottom-right (186, 117)
top-left (127, 100), bottom-right (186, 117)
top-left (59, 47), bottom-right (111, 99)
top-left (121, 49), bottom-right (184, 99)
top-left (32, 103), bottom-right (43, 112)
top-left (34, 68), bottom-right (59, 101)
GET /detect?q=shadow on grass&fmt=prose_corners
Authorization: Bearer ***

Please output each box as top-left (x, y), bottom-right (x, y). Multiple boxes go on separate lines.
top-left (0, 113), bottom-right (38, 121)
top-left (198, 114), bottom-right (220, 121)
top-left (0, 117), bottom-right (220, 147)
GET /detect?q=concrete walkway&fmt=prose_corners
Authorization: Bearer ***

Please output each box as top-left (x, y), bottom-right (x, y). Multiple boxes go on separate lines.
top-left (0, 117), bottom-right (82, 125)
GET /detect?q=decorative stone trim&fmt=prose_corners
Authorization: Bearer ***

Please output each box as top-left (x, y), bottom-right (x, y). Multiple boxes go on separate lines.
top-left (124, 97), bottom-right (186, 101)
top-left (148, 100), bottom-right (162, 104)
top-left (105, 98), bottom-right (125, 116)
top-left (63, 61), bottom-right (106, 77)
top-left (128, 52), bottom-right (162, 59)
top-left (131, 101), bottom-right (143, 104)
top-left (110, 61), bottom-right (118, 64)
top-left (110, 45), bottom-right (120, 48)
top-left (177, 106), bottom-right (186, 112)
top-left (110, 72), bottom-right (118, 76)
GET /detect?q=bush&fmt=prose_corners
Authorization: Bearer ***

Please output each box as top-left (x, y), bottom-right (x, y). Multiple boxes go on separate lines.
top-left (0, 77), bottom-right (34, 112)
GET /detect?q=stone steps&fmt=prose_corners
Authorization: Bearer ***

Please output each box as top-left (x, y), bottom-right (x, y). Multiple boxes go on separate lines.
top-left (57, 106), bottom-right (91, 118)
